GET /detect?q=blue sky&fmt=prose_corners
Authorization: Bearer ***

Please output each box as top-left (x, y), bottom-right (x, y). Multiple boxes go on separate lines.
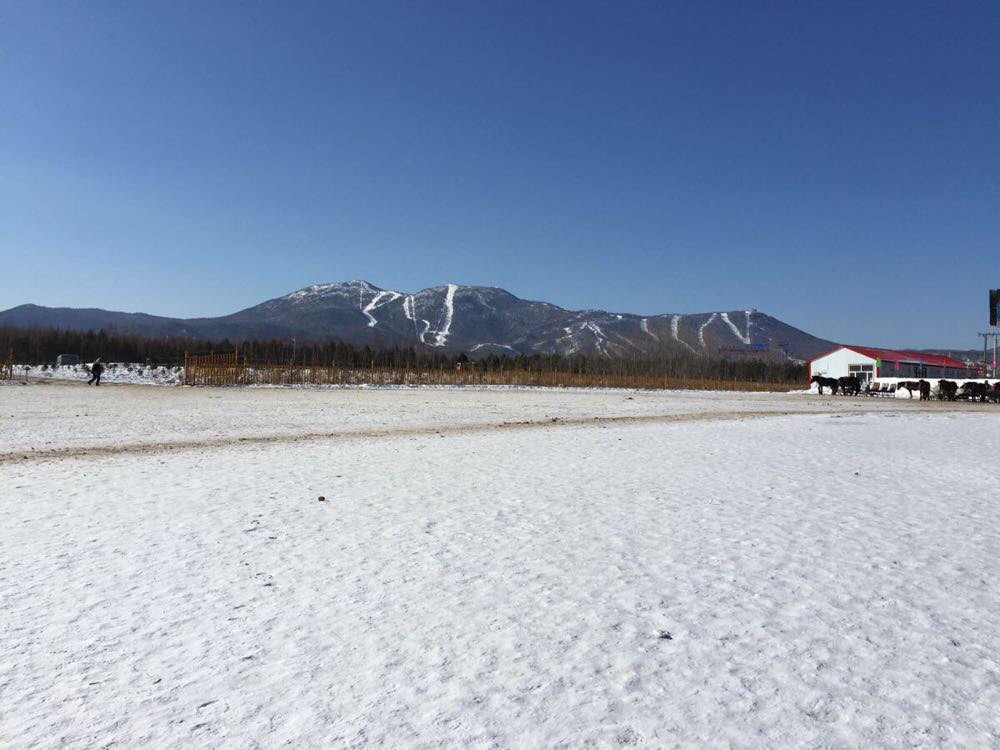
top-left (2, 2), bottom-right (997, 347)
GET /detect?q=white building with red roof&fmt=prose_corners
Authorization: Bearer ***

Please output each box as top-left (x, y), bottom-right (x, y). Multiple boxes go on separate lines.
top-left (809, 345), bottom-right (974, 383)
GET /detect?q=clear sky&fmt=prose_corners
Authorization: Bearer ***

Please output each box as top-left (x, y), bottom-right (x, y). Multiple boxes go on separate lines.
top-left (2, 2), bottom-right (997, 348)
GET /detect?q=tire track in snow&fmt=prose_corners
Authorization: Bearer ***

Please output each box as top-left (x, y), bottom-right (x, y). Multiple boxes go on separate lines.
top-left (0, 408), bottom-right (920, 465)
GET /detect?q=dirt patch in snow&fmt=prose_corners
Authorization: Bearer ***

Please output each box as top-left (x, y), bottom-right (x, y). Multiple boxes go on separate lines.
top-left (0, 406), bottom-right (966, 465)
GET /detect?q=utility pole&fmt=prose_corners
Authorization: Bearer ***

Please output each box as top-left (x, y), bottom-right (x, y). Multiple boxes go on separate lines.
top-left (978, 332), bottom-right (1000, 377)
top-left (988, 290), bottom-right (1000, 377)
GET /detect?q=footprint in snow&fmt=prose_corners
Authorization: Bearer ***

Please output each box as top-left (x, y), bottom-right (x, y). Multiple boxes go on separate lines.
top-left (616, 727), bottom-right (642, 745)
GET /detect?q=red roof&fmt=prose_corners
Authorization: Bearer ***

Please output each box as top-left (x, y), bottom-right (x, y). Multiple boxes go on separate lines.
top-left (812, 345), bottom-right (972, 370)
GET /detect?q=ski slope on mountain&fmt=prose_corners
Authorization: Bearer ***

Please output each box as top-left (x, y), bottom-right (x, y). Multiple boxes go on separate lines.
top-left (0, 281), bottom-right (835, 360)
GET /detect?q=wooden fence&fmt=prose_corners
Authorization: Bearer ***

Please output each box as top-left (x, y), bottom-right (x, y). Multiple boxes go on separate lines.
top-left (182, 350), bottom-right (247, 386)
top-left (180, 353), bottom-right (796, 391)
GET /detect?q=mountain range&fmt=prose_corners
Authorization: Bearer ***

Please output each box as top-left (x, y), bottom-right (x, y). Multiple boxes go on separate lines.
top-left (0, 280), bottom-right (836, 361)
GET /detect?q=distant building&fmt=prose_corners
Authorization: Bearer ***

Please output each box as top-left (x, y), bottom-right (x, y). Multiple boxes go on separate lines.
top-left (55, 354), bottom-right (80, 366)
top-left (809, 345), bottom-right (973, 383)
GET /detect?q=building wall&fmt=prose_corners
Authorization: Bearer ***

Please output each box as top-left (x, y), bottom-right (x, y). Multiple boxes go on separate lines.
top-left (810, 349), bottom-right (877, 379)
top-left (812, 348), bottom-right (974, 381)
top-left (878, 362), bottom-right (972, 379)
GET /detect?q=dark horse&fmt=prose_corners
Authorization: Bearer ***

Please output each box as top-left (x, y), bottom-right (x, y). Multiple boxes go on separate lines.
top-left (897, 380), bottom-right (930, 400)
top-left (938, 380), bottom-right (958, 401)
top-left (837, 375), bottom-right (861, 396)
top-left (810, 375), bottom-right (839, 395)
top-left (960, 382), bottom-right (990, 402)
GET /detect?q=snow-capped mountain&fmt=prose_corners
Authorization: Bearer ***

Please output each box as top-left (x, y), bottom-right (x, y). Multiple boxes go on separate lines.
top-left (0, 280), bottom-right (834, 360)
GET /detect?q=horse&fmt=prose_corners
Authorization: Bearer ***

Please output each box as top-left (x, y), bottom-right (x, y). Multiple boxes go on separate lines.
top-left (919, 380), bottom-right (931, 401)
top-left (974, 381), bottom-right (993, 403)
top-left (810, 375), bottom-right (839, 395)
top-left (837, 375), bottom-right (861, 396)
top-left (937, 380), bottom-right (958, 401)
top-left (960, 382), bottom-right (989, 402)
top-left (897, 381), bottom-right (922, 399)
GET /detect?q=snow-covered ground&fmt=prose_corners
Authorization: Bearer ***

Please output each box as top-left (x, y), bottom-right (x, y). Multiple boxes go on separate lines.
top-left (3, 384), bottom-right (999, 746)
top-left (12, 362), bottom-right (183, 386)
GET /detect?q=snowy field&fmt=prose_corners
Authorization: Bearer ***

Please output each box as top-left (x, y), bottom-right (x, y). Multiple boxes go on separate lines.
top-left (3, 382), bottom-right (1000, 747)
top-left (10, 362), bottom-right (183, 386)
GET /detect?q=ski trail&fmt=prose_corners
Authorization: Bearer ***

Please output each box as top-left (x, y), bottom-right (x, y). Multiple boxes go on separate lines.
top-left (640, 318), bottom-right (659, 341)
top-left (610, 330), bottom-right (639, 350)
top-left (671, 315), bottom-right (698, 354)
top-left (433, 284), bottom-right (458, 347)
top-left (470, 343), bottom-right (517, 352)
top-left (745, 310), bottom-right (753, 343)
top-left (403, 295), bottom-right (431, 344)
top-left (361, 290), bottom-right (402, 328)
top-left (557, 326), bottom-right (579, 354)
top-left (720, 312), bottom-right (752, 345)
top-left (402, 295), bottom-right (415, 326)
top-left (698, 313), bottom-right (718, 350)
top-left (584, 322), bottom-right (610, 357)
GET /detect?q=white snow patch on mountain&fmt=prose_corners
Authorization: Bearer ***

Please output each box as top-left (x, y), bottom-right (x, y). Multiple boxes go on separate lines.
top-left (583, 321), bottom-right (612, 356)
top-left (432, 284), bottom-right (458, 347)
top-left (556, 326), bottom-right (579, 355)
top-left (670, 315), bottom-right (698, 354)
top-left (640, 318), bottom-right (659, 341)
top-left (697, 313), bottom-right (718, 350)
top-left (403, 295), bottom-right (431, 344)
top-left (283, 283), bottom-right (341, 302)
top-left (720, 312), bottom-right (752, 345)
top-left (470, 343), bottom-right (517, 352)
top-left (361, 290), bottom-right (402, 328)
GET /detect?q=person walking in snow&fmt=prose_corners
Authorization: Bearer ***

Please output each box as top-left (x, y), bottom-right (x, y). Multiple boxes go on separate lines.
top-left (88, 358), bottom-right (105, 386)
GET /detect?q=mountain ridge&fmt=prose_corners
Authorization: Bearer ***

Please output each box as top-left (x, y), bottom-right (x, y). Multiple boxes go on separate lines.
top-left (0, 281), bottom-right (835, 361)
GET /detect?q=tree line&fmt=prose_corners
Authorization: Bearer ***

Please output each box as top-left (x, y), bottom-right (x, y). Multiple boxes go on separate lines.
top-left (0, 325), bottom-right (806, 384)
